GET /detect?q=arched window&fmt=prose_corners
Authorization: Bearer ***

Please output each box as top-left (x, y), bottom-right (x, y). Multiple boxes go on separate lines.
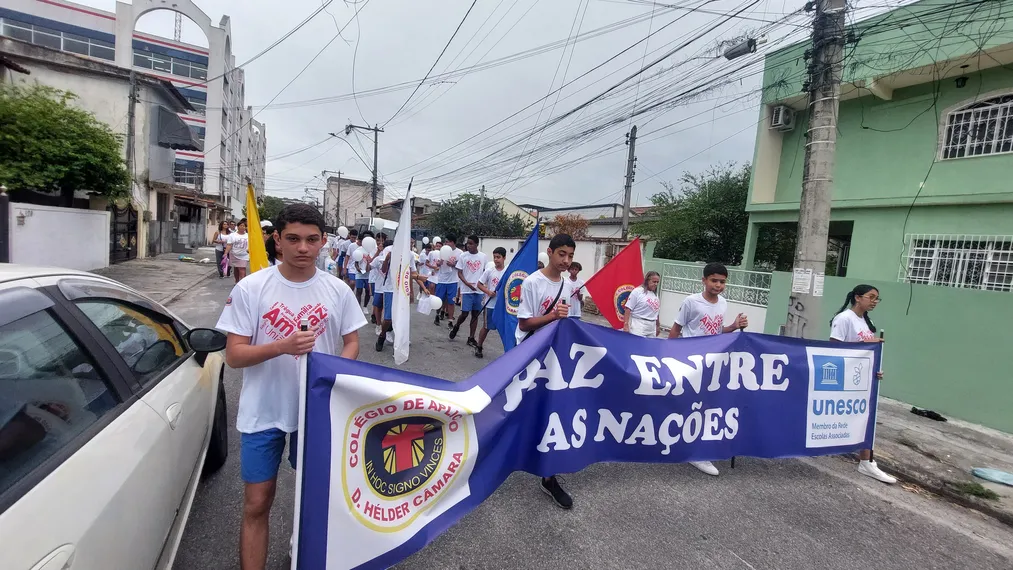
top-left (941, 94), bottom-right (1013, 159)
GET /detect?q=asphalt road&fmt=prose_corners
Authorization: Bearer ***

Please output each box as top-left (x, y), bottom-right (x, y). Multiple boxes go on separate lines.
top-left (172, 276), bottom-right (1013, 570)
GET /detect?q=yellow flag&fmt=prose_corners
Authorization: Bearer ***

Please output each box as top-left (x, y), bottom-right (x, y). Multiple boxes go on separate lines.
top-left (245, 183), bottom-right (270, 273)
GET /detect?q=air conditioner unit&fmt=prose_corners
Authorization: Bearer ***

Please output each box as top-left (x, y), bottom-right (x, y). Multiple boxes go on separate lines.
top-left (769, 105), bottom-right (795, 132)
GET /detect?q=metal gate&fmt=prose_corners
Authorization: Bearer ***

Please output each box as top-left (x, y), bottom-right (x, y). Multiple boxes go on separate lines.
top-left (109, 204), bottom-right (137, 263)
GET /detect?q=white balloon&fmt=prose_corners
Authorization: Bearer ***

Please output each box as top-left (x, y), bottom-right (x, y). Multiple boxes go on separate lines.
top-left (440, 245), bottom-right (453, 260)
top-left (486, 261), bottom-right (495, 272)
top-left (422, 237), bottom-right (430, 245)
top-left (337, 226), bottom-right (349, 238)
top-left (352, 248), bottom-right (364, 262)
top-left (538, 252), bottom-right (550, 267)
top-left (361, 236), bottom-right (378, 255)
top-left (429, 296), bottom-right (443, 311)
top-left (433, 236), bottom-right (442, 244)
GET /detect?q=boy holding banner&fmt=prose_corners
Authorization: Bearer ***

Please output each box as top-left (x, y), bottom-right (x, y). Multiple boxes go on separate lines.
top-left (667, 262), bottom-right (747, 477)
top-left (475, 247), bottom-right (507, 359)
top-left (216, 203), bottom-right (366, 570)
top-left (517, 233), bottom-right (577, 509)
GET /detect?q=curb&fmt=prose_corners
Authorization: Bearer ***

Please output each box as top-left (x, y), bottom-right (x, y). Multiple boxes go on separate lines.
top-left (874, 455), bottom-right (1013, 528)
top-left (160, 267), bottom-right (218, 307)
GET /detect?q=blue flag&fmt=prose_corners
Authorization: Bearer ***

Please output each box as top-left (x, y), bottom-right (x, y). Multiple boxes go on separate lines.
top-left (295, 320), bottom-right (881, 569)
top-left (490, 224), bottom-right (539, 351)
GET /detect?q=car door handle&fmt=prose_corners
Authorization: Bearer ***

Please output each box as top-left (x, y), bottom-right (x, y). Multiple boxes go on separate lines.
top-left (31, 544), bottom-right (75, 570)
top-left (166, 403), bottom-right (182, 430)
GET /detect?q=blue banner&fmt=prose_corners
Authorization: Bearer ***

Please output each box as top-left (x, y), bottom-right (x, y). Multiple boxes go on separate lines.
top-left (489, 225), bottom-right (539, 352)
top-left (295, 319), bottom-right (881, 569)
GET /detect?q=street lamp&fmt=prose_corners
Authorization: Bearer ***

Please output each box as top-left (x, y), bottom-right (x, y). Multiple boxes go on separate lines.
top-left (723, 35), bottom-right (767, 60)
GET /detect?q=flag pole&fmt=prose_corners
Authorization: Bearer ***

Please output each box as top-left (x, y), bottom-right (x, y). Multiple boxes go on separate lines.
top-left (291, 318), bottom-right (310, 570)
top-left (870, 329), bottom-right (885, 462)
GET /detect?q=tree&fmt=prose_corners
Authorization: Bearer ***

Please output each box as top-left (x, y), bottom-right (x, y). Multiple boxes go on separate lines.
top-left (0, 83), bottom-right (130, 206)
top-left (633, 163), bottom-right (796, 267)
top-left (550, 213), bottom-right (589, 239)
top-left (245, 195), bottom-right (287, 222)
top-left (430, 193), bottom-right (528, 238)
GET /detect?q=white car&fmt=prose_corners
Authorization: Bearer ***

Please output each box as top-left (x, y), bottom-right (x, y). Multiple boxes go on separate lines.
top-left (0, 265), bottom-right (229, 570)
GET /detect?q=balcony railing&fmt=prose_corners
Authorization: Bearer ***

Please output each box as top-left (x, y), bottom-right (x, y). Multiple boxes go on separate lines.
top-left (659, 261), bottom-right (771, 307)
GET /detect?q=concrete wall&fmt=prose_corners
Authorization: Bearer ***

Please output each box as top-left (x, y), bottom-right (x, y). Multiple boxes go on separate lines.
top-left (10, 203), bottom-right (110, 270)
top-left (765, 272), bottom-right (1013, 433)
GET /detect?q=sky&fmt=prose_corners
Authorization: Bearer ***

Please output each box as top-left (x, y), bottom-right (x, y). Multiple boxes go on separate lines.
top-left (74, 0), bottom-right (890, 208)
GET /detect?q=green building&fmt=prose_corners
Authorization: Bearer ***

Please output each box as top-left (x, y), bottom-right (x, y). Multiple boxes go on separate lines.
top-left (743, 0), bottom-right (1013, 290)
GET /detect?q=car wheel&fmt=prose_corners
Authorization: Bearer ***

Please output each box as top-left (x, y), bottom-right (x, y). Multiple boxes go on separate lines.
top-left (203, 369), bottom-right (229, 476)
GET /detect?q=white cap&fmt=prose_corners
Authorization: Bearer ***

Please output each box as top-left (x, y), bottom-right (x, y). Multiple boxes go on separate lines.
top-left (260, 220), bottom-right (272, 228)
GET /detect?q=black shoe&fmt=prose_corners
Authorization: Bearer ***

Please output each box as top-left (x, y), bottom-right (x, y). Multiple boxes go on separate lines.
top-left (375, 333), bottom-right (386, 352)
top-left (466, 337), bottom-right (478, 348)
top-left (447, 321), bottom-right (455, 330)
top-left (434, 315), bottom-right (441, 326)
top-left (474, 346), bottom-right (483, 358)
top-left (540, 476), bottom-right (573, 509)
top-left (449, 325), bottom-right (459, 340)
top-left (370, 314), bottom-right (377, 324)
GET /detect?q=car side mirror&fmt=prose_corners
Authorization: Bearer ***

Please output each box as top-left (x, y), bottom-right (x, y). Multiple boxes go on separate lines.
top-left (187, 328), bottom-right (227, 353)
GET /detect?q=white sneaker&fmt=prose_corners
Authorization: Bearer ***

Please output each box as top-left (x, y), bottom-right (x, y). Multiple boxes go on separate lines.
top-left (289, 534), bottom-right (294, 558)
top-left (375, 325), bottom-right (382, 336)
top-left (857, 460), bottom-right (897, 484)
top-left (690, 461), bottom-right (720, 476)
top-left (386, 332), bottom-right (395, 344)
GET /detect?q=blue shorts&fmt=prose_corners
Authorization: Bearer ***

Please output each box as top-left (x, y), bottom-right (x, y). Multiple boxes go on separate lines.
top-left (485, 307), bottom-right (496, 324)
top-left (356, 277), bottom-right (368, 289)
top-left (462, 292), bottom-right (484, 312)
top-left (337, 254), bottom-right (345, 269)
top-left (240, 428), bottom-right (297, 484)
top-left (435, 282), bottom-right (458, 305)
top-left (348, 272), bottom-right (357, 280)
top-left (383, 291), bottom-right (393, 321)
top-left (373, 291), bottom-right (384, 308)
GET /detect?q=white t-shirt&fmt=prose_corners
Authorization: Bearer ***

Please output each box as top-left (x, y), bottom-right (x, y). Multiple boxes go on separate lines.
top-left (516, 270), bottom-right (572, 346)
top-left (345, 242), bottom-right (359, 273)
top-left (480, 266), bottom-right (504, 309)
top-left (354, 256), bottom-right (369, 278)
top-left (215, 266), bottom-right (367, 433)
top-left (335, 238), bottom-right (347, 257)
top-left (437, 248), bottom-right (463, 284)
top-left (567, 277), bottom-right (585, 318)
top-left (625, 286), bottom-right (660, 321)
top-left (675, 293), bottom-right (727, 337)
top-left (227, 232), bottom-right (250, 261)
top-left (367, 252), bottom-right (380, 284)
top-left (427, 250), bottom-right (440, 283)
top-left (316, 236), bottom-right (333, 270)
top-left (830, 310), bottom-right (877, 342)
top-left (417, 251), bottom-right (431, 278)
top-left (456, 251), bottom-right (488, 294)
top-left (377, 246), bottom-right (395, 293)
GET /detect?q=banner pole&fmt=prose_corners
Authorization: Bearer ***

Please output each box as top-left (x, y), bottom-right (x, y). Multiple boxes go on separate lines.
top-left (729, 323), bottom-right (746, 470)
top-left (870, 329), bottom-right (884, 463)
top-left (291, 318), bottom-right (310, 570)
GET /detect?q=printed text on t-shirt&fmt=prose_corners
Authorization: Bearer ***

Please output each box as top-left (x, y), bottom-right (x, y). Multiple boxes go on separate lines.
top-left (261, 301), bottom-right (329, 343)
top-left (700, 314), bottom-right (723, 335)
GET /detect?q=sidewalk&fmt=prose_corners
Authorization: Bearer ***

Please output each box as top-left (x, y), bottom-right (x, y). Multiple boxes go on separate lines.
top-left (872, 397), bottom-right (1013, 526)
top-left (581, 312), bottom-right (1013, 525)
top-left (91, 248), bottom-right (219, 305)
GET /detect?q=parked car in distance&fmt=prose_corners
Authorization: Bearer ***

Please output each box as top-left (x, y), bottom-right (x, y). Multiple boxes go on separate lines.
top-left (0, 265), bottom-right (229, 570)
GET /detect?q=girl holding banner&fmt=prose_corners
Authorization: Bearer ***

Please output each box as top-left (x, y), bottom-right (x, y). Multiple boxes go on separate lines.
top-left (830, 284), bottom-right (897, 485)
top-left (623, 271), bottom-right (662, 338)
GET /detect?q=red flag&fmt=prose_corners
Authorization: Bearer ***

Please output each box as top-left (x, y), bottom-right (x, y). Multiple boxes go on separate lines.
top-left (584, 238), bottom-right (644, 329)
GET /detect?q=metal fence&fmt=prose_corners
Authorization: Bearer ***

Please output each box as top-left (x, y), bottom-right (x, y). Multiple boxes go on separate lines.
top-left (659, 261), bottom-right (772, 307)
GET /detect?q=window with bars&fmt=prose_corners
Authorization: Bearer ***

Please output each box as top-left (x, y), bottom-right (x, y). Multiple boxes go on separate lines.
top-left (941, 94), bottom-right (1013, 159)
top-left (899, 234), bottom-right (1013, 292)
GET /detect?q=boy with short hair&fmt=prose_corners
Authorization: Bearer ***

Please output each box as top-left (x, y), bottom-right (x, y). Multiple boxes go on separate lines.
top-left (353, 231), bottom-right (373, 312)
top-left (450, 235), bottom-right (488, 347)
top-left (216, 204), bottom-right (366, 569)
top-left (434, 236), bottom-right (461, 326)
top-left (370, 233), bottom-right (387, 331)
top-left (516, 234), bottom-right (576, 510)
top-left (667, 262), bottom-right (747, 477)
top-left (343, 230), bottom-right (359, 286)
top-left (566, 262), bottom-right (585, 318)
top-left (474, 246), bottom-right (507, 359)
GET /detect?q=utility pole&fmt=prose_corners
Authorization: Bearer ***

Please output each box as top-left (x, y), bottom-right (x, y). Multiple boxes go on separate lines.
top-left (621, 125), bottom-right (637, 241)
top-left (478, 185), bottom-right (486, 215)
top-left (784, 0), bottom-right (847, 339)
top-left (344, 124), bottom-right (384, 219)
top-left (126, 70), bottom-right (137, 203)
top-left (0, 185), bottom-right (9, 263)
top-left (322, 169), bottom-right (342, 227)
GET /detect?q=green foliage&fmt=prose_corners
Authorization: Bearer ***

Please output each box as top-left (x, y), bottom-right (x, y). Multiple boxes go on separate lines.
top-left (430, 193), bottom-right (528, 239)
top-left (245, 195), bottom-right (287, 223)
top-left (633, 163), bottom-right (797, 268)
top-left (0, 83), bottom-right (130, 205)
top-left (633, 164), bottom-right (752, 264)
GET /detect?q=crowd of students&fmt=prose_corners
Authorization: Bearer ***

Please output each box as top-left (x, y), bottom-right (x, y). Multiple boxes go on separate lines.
top-left (213, 203), bottom-right (893, 569)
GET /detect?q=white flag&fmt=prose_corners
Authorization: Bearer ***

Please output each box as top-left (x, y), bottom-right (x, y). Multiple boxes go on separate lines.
top-left (391, 183), bottom-right (414, 364)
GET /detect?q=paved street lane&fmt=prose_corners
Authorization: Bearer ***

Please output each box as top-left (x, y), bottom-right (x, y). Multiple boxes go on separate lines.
top-left (172, 277), bottom-right (1013, 570)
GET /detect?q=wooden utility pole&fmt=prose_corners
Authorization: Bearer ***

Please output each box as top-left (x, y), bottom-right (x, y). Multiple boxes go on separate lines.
top-left (621, 125), bottom-right (637, 241)
top-left (784, 0), bottom-right (847, 338)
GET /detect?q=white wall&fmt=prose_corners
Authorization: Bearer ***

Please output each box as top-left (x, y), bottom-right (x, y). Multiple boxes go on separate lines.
top-left (10, 203), bottom-right (110, 270)
top-left (658, 290), bottom-right (767, 332)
